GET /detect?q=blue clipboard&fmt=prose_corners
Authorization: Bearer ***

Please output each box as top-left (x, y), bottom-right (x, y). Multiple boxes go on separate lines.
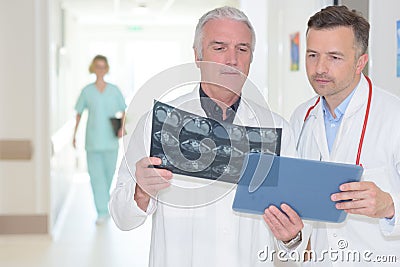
top-left (232, 154), bottom-right (363, 223)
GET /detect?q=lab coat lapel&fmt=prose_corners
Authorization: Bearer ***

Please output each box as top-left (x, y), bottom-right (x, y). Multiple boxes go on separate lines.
top-left (330, 76), bottom-right (369, 162)
top-left (175, 87), bottom-right (206, 116)
top-left (343, 75), bottom-right (369, 118)
top-left (233, 100), bottom-right (257, 126)
top-left (310, 100), bottom-right (330, 161)
top-left (189, 89), bottom-right (206, 116)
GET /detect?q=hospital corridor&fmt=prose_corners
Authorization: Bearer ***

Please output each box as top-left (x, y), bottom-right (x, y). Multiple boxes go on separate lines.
top-left (0, 171), bottom-right (152, 267)
top-left (1, 0), bottom-right (399, 266)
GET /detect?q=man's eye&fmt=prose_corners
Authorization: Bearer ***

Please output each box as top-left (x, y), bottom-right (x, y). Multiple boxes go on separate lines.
top-left (238, 47), bottom-right (249, 52)
top-left (213, 46), bottom-right (225, 51)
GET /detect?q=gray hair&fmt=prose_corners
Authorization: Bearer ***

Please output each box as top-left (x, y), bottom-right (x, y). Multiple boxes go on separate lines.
top-left (193, 6), bottom-right (256, 61)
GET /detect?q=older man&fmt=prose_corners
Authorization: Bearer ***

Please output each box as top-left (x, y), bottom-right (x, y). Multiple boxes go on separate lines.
top-left (110, 6), bottom-right (298, 267)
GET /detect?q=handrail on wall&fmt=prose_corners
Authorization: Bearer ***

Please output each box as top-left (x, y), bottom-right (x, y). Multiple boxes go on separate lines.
top-left (0, 140), bottom-right (32, 160)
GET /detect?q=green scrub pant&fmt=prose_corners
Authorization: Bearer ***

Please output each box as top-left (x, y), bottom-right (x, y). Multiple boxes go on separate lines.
top-left (86, 150), bottom-right (118, 217)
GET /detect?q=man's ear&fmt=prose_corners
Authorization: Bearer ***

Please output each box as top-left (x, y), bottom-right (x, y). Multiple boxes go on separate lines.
top-left (356, 53), bottom-right (368, 75)
top-left (194, 48), bottom-right (201, 68)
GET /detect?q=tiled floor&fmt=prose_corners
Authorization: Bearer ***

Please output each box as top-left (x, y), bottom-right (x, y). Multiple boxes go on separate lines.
top-left (0, 173), bottom-right (151, 267)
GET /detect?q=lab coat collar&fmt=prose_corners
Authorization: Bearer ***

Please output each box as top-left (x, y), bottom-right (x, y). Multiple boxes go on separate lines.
top-left (177, 86), bottom-right (206, 115)
top-left (306, 75), bottom-right (369, 120)
top-left (343, 75), bottom-right (370, 119)
top-left (305, 96), bottom-right (329, 161)
top-left (306, 75), bottom-right (370, 161)
top-left (234, 98), bottom-right (257, 124)
top-left (312, 107), bottom-right (330, 161)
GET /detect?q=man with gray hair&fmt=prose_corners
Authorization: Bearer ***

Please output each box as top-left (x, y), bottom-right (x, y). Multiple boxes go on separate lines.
top-left (110, 6), bottom-right (300, 266)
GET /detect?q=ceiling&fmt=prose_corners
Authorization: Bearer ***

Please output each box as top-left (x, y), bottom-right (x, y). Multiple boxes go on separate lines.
top-left (61, 0), bottom-right (240, 26)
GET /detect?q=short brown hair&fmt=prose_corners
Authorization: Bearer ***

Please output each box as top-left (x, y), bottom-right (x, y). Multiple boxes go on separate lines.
top-left (307, 5), bottom-right (370, 56)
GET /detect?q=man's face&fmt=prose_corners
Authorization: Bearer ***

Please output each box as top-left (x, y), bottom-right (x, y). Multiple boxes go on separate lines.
top-left (305, 26), bottom-right (367, 103)
top-left (196, 18), bottom-right (253, 94)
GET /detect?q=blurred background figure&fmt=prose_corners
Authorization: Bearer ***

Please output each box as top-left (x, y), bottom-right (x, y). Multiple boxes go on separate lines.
top-left (73, 55), bottom-right (127, 225)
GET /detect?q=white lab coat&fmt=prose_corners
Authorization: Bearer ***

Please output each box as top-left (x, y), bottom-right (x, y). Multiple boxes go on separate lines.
top-left (290, 76), bottom-right (400, 266)
top-left (109, 88), bottom-right (299, 267)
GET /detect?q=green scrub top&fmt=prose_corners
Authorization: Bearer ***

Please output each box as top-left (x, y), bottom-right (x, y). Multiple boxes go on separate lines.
top-left (75, 83), bottom-right (127, 151)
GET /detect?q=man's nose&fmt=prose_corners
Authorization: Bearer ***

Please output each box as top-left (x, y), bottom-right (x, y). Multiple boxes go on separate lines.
top-left (225, 48), bottom-right (238, 66)
top-left (315, 57), bottom-right (328, 74)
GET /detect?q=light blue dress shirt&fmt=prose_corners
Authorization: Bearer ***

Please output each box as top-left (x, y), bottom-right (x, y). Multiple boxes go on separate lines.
top-left (322, 88), bottom-right (356, 153)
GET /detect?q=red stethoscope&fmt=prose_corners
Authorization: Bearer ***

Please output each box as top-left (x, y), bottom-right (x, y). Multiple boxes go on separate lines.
top-left (302, 75), bottom-right (373, 166)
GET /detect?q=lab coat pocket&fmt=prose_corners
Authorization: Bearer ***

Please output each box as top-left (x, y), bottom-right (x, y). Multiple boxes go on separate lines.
top-left (347, 167), bottom-right (390, 223)
top-left (361, 167), bottom-right (390, 192)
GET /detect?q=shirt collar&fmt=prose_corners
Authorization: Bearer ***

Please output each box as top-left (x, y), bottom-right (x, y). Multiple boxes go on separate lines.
top-left (322, 86), bottom-right (357, 121)
top-left (199, 85), bottom-right (241, 123)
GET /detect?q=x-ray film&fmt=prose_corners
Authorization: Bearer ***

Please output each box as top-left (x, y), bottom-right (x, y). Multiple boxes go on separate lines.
top-left (150, 101), bottom-right (282, 183)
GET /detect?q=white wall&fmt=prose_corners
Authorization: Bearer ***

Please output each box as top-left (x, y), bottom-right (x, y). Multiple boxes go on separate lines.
top-left (242, 0), bottom-right (332, 120)
top-left (0, 0), bottom-right (50, 216)
top-left (369, 0), bottom-right (400, 96)
top-left (266, 0), bottom-right (333, 120)
top-left (0, 0), bottom-right (69, 234)
top-left (240, 0), bottom-right (268, 97)
top-left (48, 0), bottom-right (77, 230)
